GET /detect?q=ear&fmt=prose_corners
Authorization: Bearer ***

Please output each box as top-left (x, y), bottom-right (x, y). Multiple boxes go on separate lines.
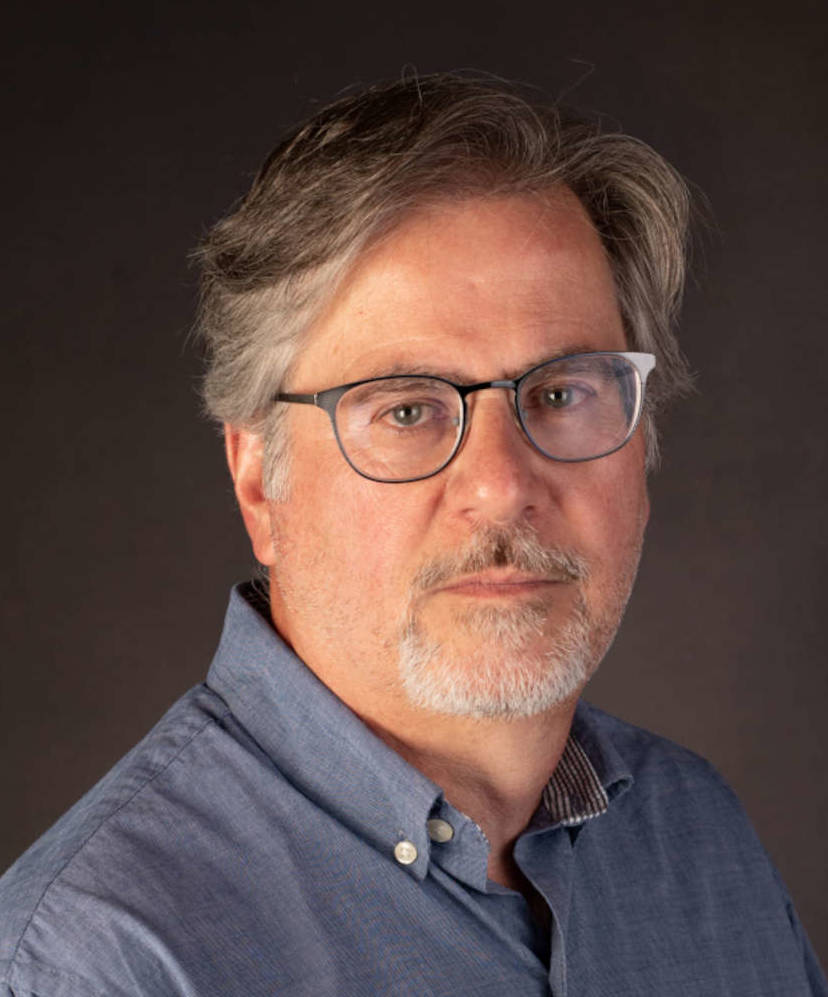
top-left (224, 425), bottom-right (277, 567)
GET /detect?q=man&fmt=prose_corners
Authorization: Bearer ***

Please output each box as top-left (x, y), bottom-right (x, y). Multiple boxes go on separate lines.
top-left (1, 74), bottom-right (824, 995)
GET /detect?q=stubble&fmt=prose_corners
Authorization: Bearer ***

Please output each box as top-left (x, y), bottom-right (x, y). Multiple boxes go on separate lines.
top-left (397, 524), bottom-right (638, 719)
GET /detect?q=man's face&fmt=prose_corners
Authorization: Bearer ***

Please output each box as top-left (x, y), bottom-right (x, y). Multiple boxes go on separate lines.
top-left (251, 192), bottom-right (649, 724)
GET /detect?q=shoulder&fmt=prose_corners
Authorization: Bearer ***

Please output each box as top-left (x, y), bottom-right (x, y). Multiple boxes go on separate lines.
top-left (567, 703), bottom-right (828, 992)
top-left (575, 699), bottom-right (776, 874)
top-left (574, 699), bottom-right (774, 860)
top-left (0, 684), bottom-right (231, 995)
top-left (577, 698), bottom-right (739, 798)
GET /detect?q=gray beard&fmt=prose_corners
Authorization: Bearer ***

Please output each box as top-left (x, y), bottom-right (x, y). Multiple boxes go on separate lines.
top-left (398, 593), bottom-right (594, 719)
top-left (395, 524), bottom-right (633, 719)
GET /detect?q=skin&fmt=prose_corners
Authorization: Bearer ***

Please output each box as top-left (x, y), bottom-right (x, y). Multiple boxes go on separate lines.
top-left (226, 191), bottom-right (650, 895)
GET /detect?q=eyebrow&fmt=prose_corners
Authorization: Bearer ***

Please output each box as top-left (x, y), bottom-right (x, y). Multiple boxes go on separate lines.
top-left (362, 343), bottom-right (600, 383)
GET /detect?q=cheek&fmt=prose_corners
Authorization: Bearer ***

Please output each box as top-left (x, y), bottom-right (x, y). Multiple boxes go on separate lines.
top-left (286, 465), bottom-right (431, 603)
top-left (345, 489), bottom-right (432, 592)
top-left (556, 451), bottom-right (649, 571)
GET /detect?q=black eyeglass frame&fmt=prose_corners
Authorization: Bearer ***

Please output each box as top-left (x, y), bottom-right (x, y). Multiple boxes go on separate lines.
top-left (273, 351), bottom-right (656, 483)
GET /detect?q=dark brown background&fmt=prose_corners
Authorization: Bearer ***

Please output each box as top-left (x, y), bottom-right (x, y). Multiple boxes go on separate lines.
top-left (2, 0), bottom-right (826, 969)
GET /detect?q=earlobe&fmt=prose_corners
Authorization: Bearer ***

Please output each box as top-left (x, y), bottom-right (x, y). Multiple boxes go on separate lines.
top-left (224, 425), bottom-right (277, 567)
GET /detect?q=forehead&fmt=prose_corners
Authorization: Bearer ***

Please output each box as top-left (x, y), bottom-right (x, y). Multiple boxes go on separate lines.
top-left (293, 191), bottom-right (625, 386)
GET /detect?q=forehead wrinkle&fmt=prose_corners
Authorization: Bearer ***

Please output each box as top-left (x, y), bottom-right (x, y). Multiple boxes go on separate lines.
top-left (354, 342), bottom-right (601, 384)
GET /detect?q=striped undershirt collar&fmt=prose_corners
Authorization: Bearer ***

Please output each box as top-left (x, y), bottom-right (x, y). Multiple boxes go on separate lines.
top-left (542, 734), bottom-right (609, 827)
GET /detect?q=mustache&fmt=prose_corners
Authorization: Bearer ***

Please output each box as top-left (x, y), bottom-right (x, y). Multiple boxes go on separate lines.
top-left (411, 525), bottom-right (588, 592)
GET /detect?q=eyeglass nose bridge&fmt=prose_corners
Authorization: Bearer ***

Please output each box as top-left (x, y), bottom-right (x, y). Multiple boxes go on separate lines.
top-left (456, 378), bottom-right (519, 398)
top-left (451, 377), bottom-right (533, 460)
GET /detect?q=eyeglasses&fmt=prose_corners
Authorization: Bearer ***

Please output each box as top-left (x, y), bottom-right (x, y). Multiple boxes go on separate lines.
top-left (274, 351), bottom-right (655, 483)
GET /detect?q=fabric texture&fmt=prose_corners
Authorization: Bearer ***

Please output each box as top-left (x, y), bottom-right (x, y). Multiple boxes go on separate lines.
top-left (1, 583), bottom-right (825, 996)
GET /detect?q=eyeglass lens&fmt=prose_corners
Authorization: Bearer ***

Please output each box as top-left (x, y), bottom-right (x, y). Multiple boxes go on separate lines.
top-left (334, 354), bottom-right (643, 482)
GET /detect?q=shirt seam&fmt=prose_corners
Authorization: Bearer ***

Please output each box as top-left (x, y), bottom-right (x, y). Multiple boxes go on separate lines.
top-left (5, 953), bottom-right (112, 997)
top-left (8, 713), bottom-right (216, 977)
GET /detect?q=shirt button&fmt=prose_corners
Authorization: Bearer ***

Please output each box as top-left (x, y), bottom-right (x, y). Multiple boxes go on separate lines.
top-left (394, 840), bottom-right (418, 865)
top-left (427, 818), bottom-right (455, 843)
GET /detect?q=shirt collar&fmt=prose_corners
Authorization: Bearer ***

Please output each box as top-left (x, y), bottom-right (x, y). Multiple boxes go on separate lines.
top-left (207, 583), bottom-right (443, 881)
top-left (206, 584), bottom-right (633, 884)
top-left (540, 701), bottom-right (633, 828)
top-left (542, 735), bottom-right (610, 826)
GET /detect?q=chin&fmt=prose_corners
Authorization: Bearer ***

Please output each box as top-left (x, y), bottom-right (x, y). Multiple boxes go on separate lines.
top-left (397, 599), bottom-right (598, 719)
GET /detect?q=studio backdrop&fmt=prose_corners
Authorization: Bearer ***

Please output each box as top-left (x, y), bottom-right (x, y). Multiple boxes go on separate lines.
top-left (3, 0), bottom-right (826, 966)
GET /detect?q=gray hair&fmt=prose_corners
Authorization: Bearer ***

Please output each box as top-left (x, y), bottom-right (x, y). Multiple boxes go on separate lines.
top-left (195, 73), bottom-right (693, 496)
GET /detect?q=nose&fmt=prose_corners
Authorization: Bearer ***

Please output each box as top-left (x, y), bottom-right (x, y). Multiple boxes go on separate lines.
top-left (444, 390), bottom-right (551, 526)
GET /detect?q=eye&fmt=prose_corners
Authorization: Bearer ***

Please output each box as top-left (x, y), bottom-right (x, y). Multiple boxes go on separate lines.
top-left (375, 397), bottom-right (450, 431)
top-left (389, 402), bottom-right (424, 426)
top-left (543, 386), bottom-right (575, 408)
top-left (342, 377), bottom-right (457, 435)
top-left (536, 382), bottom-right (591, 409)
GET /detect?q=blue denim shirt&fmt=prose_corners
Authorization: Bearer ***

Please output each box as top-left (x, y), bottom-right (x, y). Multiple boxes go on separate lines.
top-left (1, 584), bottom-right (825, 996)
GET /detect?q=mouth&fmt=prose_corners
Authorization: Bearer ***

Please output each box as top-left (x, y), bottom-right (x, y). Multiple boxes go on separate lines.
top-left (434, 571), bottom-right (571, 599)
